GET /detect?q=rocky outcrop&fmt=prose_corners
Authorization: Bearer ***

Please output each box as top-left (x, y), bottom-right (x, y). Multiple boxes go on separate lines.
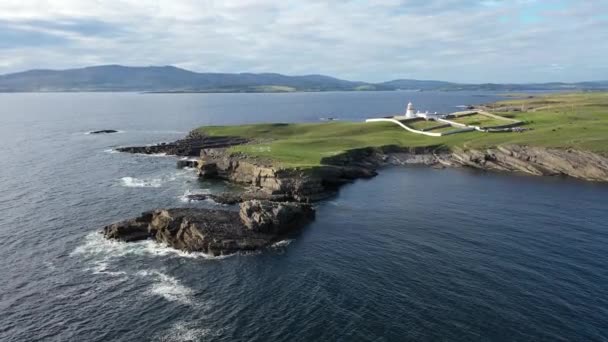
top-left (176, 159), bottom-right (198, 168)
top-left (239, 200), bottom-right (315, 234)
top-left (445, 145), bottom-right (608, 182)
top-left (102, 200), bottom-right (315, 255)
top-left (117, 131), bottom-right (248, 156)
top-left (103, 211), bottom-right (153, 242)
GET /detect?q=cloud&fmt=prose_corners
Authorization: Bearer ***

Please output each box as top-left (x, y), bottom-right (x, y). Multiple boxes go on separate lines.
top-left (0, 0), bottom-right (605, 82)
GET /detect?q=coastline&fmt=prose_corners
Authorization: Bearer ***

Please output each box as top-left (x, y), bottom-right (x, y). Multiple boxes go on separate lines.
top-left (104, 92), bottom-right (608, 254)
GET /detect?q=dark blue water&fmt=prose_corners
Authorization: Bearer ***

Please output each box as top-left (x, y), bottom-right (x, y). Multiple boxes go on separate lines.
top-left (0, 92), bottom-right (607, 341)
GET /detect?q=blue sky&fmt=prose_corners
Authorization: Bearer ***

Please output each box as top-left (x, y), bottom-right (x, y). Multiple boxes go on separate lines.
top-left (0, 0), bottom-right (606, 83)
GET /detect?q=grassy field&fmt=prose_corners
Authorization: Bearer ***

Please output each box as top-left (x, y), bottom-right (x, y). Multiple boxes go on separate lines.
top-left (405, 119), bottom-right (447, 130)
top-left (196, 92), bottom-right (608, 167)
top-left (450, 113), bottom-right (513, 128)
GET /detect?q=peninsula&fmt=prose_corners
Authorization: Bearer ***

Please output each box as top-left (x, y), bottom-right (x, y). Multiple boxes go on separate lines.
top-left (105, 92), bottom-right (608, 254)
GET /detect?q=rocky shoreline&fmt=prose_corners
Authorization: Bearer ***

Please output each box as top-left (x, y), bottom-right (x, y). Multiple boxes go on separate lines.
top-left (193, 143), bottom-right (608, 203)
top-left (117, 131), bottom-right (608, 202)
top-left (116, 131), bottom-right (248, 156)
top-left (103, 130), bottom-right (608, 254)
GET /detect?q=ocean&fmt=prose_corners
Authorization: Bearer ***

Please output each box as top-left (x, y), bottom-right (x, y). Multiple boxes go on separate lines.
top-left (0, 91), bottom-right (607, 341)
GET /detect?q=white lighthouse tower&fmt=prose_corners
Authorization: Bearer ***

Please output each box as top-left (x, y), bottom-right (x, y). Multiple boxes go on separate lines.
top-left (405, 102), bottom-right (416, 119)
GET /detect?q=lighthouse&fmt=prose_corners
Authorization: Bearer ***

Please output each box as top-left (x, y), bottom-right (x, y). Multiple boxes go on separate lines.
top-left (405, 102), bottom-right (416, 119)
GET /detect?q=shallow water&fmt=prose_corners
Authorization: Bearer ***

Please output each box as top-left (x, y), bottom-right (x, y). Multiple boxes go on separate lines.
top-left (0, 92), bottom-right (607, 341)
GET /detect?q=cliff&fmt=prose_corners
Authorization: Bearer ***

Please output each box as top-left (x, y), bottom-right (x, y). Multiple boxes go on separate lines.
top-left (193, 144), bottom-right (608, 203)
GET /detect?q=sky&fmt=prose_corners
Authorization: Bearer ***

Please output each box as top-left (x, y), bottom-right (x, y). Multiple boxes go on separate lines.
top-left (0, 0), bottom-right (606, 83)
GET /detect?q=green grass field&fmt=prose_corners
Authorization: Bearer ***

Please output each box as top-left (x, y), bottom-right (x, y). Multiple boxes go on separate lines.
top-left (406, 119), bottom-right (446, 130)
top-left (196, 92), bottom-right (608, 167)
top-left (451, 114), bottom-right (513, 128)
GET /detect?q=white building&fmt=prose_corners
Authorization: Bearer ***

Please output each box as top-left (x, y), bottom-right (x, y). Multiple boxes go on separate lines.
top-left (404, 101), bottom-right (444, 120)
top-left (405, 102), bottom-right (416, 119)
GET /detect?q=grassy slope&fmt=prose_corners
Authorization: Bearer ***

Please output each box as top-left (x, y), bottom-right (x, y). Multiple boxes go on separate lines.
top-left (196, 92), bottom-right (608, 167)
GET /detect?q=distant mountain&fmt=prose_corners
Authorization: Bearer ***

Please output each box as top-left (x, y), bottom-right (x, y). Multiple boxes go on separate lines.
top-left (377, 79), bottom-right (458, 90)
top-left (0, 65), bottom-right (375, 92)
top-left (379, 79), bottom-right (608, 92)
top-left (0, 65), bottom-right (606, 92)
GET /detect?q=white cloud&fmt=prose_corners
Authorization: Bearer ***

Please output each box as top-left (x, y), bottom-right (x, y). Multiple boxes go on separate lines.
top-left (0, 0), bottom-right (606, 82)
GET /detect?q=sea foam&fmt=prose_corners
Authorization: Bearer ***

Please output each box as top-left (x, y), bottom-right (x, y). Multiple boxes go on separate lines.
top-left (154, 321), bottom-right (219, 342)
top-left (71, 232), bottom-right (230, 262)
top-left (120, 176), bottom-right (162, 188)
top-left (137, 270), bottom-right (195, 306)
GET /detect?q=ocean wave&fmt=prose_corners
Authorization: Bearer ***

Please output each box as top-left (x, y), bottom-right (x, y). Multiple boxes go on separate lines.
top-left (137, 270), bottom-right (195, 306)
top-left (179, 189), bottom-right (211, 203)
top-left (120, 169), bottom-right (198, 189)
top-left (120, 176), bottom-right (163, 188)
top-left (133, 152), bottom-right (170, 157)
top-left (271, 239), bottom-right (294, 248)
top-left (71, 232), bottom-right (231, 261)
top-left (154, 321), bottom-right (219, 342)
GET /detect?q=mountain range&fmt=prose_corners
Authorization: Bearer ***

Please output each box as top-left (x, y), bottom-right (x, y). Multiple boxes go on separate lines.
top-left (0, 65), bottom-right (606, 93)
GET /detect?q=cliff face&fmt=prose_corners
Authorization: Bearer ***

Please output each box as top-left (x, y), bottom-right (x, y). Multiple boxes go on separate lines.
top-left (197, 146), bottom-right (444, 202)
top-left (445, 145), bottom-right (608, 182)
top-left (196, 145), bottom-right (608, 202)
top-left (198, 148), bottom-right (384, 202)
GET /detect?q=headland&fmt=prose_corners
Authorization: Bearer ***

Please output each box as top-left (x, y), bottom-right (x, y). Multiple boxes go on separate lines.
top-left (105, 92), bottom-right (608, 254)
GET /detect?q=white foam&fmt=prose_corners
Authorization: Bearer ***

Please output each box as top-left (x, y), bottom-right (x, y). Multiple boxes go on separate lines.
top-left (137, 270), bottom-right (195, 306)
top-left (155, 321), bottom-right (218, 342)
top-left (103, 148), bottom-right (120, 154)
top-left (144, 153), bottom-right (168, 157)
top-left (71, 232), bottom-right (232, 262)
top-left (120, 176), bottom-right (163, 188)
top-left (271, 239), bottom-right (294, 248)
top-left (179, 189), bottom-right (211, 203)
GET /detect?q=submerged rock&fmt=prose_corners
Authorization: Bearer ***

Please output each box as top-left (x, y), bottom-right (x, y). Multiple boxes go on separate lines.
top-left (102, 200), bottom-right (315, 255)
top-left (89, 129), bottom-right (118, 134)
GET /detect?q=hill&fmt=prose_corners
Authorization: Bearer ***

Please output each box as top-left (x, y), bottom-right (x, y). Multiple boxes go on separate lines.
top-left (0, 65), bottom-right (606, 92)
top-left (0, 65), bottom-right (375, 92)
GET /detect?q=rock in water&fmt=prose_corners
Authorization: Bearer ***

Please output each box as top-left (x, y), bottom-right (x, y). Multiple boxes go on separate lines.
top-left (239, 200), bottom-right (315, 234)
top-left (103, 211), bottom-right (153, 242)
top-left (89, 129), bottom-right (118, 134)
top-left (102, 200), bottom-right (315, 255)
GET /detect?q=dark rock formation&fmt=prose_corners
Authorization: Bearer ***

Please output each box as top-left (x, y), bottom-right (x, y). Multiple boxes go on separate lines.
top-left (239, 200), bottom-right (315, 234)
top-left (102, 200), bottom-right (315, 255)
top-left (89, 129), bottom-right (118, 134)
top-left (117, 131), bottom-right (248, 156)
top-left (176, 159), bottom-right (198, 168)
top-left (103, 211), bottom-right (153, 242)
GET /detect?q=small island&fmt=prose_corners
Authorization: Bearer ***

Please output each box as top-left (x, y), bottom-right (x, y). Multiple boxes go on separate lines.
top-left (106, 92), bottom-right (608, 255)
